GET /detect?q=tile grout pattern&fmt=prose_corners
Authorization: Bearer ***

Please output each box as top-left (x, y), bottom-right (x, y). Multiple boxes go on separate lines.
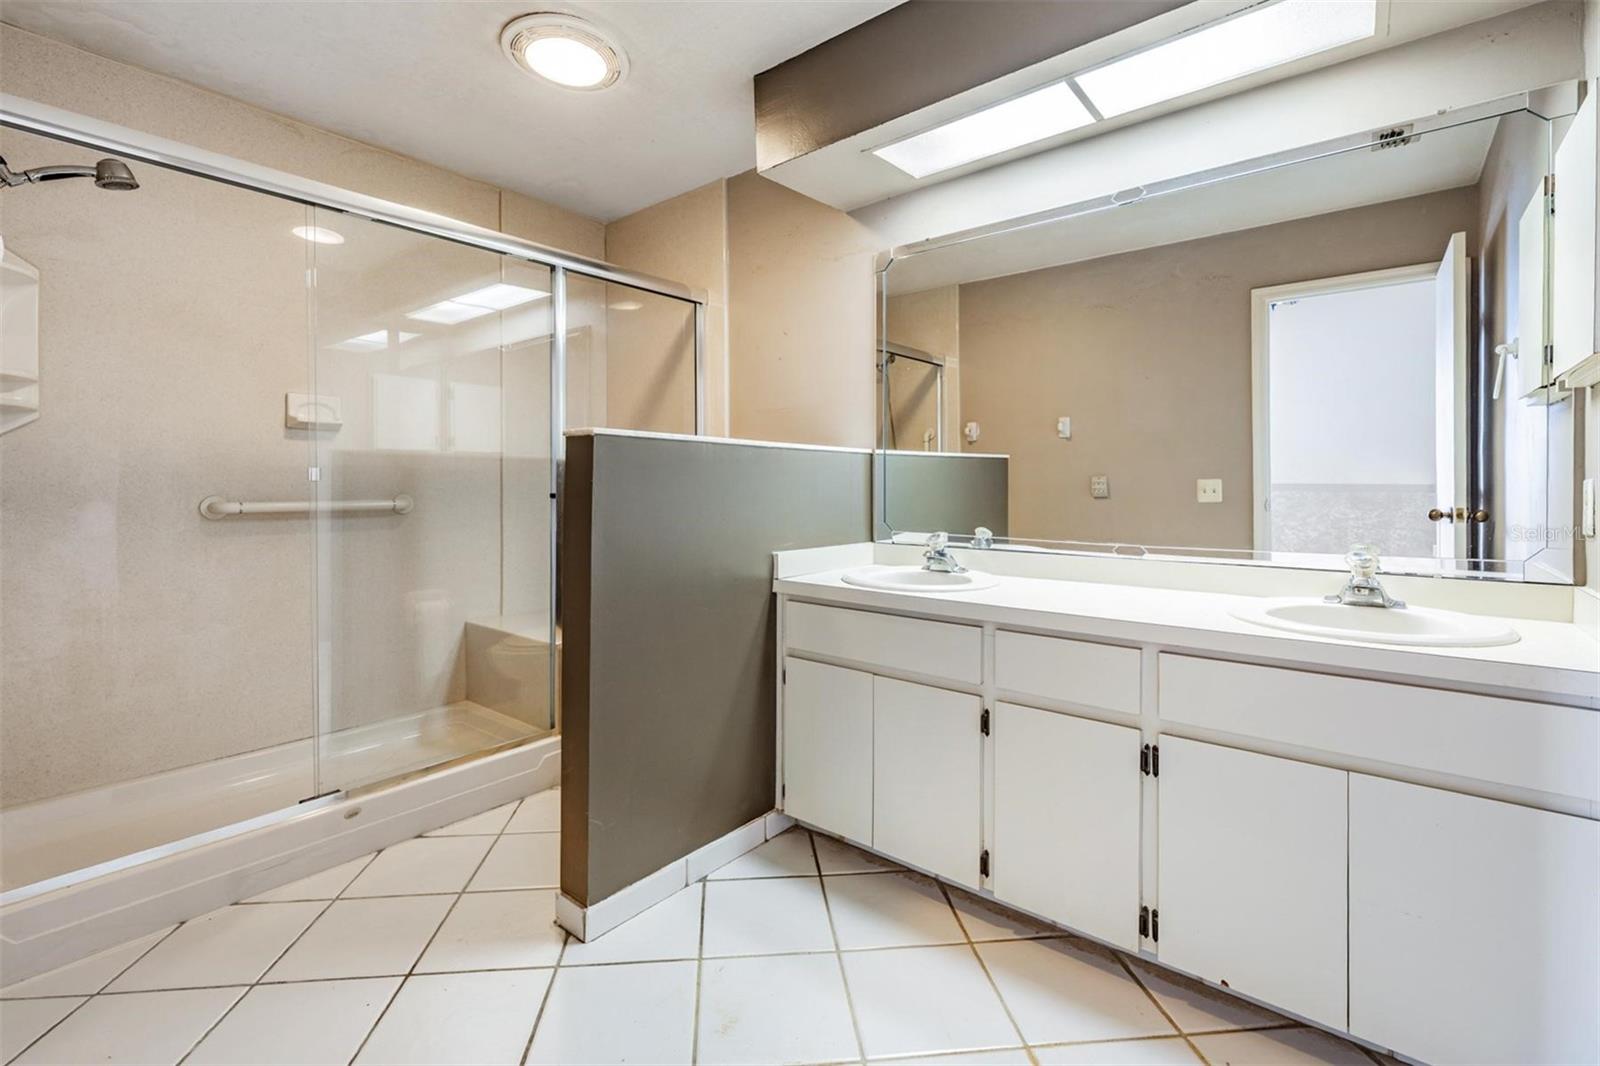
top-left (1, 793), bottom-right (1391, 1066)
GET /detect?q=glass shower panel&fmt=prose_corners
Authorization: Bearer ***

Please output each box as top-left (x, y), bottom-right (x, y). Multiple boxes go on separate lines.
top-left (308, 209), bottom-right (554, 793)
top-left (0, 128), bottom-right (316, 892)
top-left (565, 275), bottom-right (697, 433)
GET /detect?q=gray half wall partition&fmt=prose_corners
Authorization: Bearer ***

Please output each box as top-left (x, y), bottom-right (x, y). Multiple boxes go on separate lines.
top-left (560, 430), bottom-right (1007, 908)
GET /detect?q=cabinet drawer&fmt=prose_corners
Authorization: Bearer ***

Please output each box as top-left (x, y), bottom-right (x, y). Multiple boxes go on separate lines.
top-left (784, 601), bottom-right (981, 685)
top-left (995, 631), bottom-right (1140, 714)
top-left (1159, 654), bottom-right (1598, 801)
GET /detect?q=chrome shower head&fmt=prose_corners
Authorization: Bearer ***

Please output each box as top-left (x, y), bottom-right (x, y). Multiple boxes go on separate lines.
top-left (93, 158), bottom-right (139, 191)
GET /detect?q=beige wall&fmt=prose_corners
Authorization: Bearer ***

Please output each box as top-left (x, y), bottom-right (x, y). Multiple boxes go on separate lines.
top-left (0, 25), bottom-right (602, 806)
top-left (726, 170), bottom-right (879, 448)
top-left (603, 180), bottom-right (728, 435)
top-left (885, 286), bottom-right (960, 450)
top-left (957, 188), bottom-right (1479, 548)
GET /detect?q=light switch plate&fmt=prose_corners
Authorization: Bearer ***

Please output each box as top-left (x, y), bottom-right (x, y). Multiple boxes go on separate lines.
top-left (1090, 475), bottom-right (1110, 499)
top-left (964, 421), bottom-right (980, 444)
top-left (1197, 478), bottom-right (1223, 504)
top-left (1057, 416), bottom-right (1072, 439)
top-left (1583, 478), bottom-right (1596, 538)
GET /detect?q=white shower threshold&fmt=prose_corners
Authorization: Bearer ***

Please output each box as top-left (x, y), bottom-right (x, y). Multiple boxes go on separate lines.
top-left (0, 730), bottom-right (560, 985)
top-left (1, 701), bottom-right (541, 895)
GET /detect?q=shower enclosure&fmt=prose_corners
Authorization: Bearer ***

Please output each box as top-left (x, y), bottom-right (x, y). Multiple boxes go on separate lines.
top-left (0, 99), bottom-right (703, 905)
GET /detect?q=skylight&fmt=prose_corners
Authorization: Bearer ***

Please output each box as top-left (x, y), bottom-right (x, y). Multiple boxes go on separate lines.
top-left (871, 82), bottom-right (1095, 179)
top-left (406, 283), bottom-right (548, 325)
top-left (1075, 0), bottom-right (1378, 119)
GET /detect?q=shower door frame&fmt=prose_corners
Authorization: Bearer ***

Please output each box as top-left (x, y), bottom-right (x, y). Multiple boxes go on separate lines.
top-left (0, 93), bottom-right (708, 899)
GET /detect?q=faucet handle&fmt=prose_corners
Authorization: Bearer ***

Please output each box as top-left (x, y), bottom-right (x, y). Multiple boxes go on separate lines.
top-left (1345, 544), bottom-right (1379, 579)
top-left (926, 531), bottom-right (948, 552)
top-left (973, 526), bottom-right (993, 549)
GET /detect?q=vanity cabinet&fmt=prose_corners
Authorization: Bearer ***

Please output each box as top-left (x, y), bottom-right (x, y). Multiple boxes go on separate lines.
top-left (781, 656), bottom-right (873, 845)
top-left (874, 677), bottom-right (982, 885)
top-left (1157, 737), bottom-right (1349, 1030)
top-left (992, 702), bottom-right (1140, 948)
top-left (1349, 775), bottom-right (1600, 1065)
top-left (775, 588), bottom-right (1598, 1065)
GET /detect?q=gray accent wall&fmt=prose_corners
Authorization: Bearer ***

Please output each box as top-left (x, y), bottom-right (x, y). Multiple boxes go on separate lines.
top-left (560, 431), bottom-right (1006, 906)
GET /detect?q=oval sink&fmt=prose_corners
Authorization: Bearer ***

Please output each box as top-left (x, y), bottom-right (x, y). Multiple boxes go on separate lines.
top-left (1231, 597), bottom-right (1519, 648)
top-left (841, 565), bottom-right (999, 593)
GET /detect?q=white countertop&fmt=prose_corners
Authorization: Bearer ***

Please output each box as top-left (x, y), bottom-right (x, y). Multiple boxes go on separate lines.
top-left (775, 568), bottom-right (1600, 708)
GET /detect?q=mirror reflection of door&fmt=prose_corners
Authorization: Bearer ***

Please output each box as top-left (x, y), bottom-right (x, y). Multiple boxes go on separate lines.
top-left (1252, 229), bottom-right (1469, 561)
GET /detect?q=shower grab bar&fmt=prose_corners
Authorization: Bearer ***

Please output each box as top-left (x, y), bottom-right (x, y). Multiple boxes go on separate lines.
top-left (199, 494), bottom-right (413, 520)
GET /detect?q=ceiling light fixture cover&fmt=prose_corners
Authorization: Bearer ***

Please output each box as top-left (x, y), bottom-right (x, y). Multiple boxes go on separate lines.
top-left (1075, 0), bottom-right (1378, 118)
top-left (501, 13), bottom-right (627, 91)
top-left (872, 81), bottom-right (1095, 179)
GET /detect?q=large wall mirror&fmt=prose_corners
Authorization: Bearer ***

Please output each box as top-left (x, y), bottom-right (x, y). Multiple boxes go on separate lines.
top-left (879, 91), bottom-right (1588, 583)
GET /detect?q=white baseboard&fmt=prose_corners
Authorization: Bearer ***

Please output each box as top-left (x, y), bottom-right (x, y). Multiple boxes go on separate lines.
top-left (557, 809), bottom-right (784, 943)
top-left (1, 737), bottom-right (560, 984)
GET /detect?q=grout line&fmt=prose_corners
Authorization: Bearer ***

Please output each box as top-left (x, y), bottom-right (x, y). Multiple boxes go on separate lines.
top-left (2, 922), bottom-right (185, 1065)
top-left (937, 881), bottom-right (1036, 1066)
top-left (1113, 952), bottom-right (1210, 1065)
top-left (690, 872), bottom-right (709, 1064)
top-left (175, 890), bottom-right (347, 1064)
top-left (518, 925), bottom-right (568, 1065)
top-left (811, 831), bottom-right (868, 1065)
top-left (350, 794), bottom-right (524, 1063)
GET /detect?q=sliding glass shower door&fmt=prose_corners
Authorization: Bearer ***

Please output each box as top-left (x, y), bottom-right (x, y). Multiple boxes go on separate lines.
top-left (307, 209), bottom-right (557, 794)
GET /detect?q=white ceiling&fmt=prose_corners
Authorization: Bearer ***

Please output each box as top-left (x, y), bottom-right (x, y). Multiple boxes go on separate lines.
top-left (890, 115), bottom-right (1501, 294)
top-left (0, 0), bottom-right (897, 221)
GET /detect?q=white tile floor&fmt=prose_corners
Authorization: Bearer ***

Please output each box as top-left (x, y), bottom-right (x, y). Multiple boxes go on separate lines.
top-left (0, 788), bottom-right (1391, 1066)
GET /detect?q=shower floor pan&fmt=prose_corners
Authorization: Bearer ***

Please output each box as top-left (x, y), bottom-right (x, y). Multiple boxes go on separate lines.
top-left (0, 701), bottom-right (540, 895)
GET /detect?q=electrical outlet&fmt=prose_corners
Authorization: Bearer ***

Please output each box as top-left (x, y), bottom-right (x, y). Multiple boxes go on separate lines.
top-left (1090, 475), bottom-right (1110, 499)
top-left (1197, 478), bottom-right (1223, 504)
top-left (1583, 478), bottom-right (1596, 538)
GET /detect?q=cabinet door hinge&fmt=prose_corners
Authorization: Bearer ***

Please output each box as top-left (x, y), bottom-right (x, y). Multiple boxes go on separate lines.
top-left (979, 849), bottom-right (990, 877)
top-left (1139, 905), bottom-right (1160, 942)
top-left (980, 709), bottom-right (991, 736)
top-left (1141, 743), bottom-right (1159, 777)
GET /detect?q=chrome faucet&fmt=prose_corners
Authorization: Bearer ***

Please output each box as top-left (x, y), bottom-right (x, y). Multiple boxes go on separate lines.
top-left (923, 531), bottom-right (967, 574)
top-left (1326, 545), bottom-right (1405, 609)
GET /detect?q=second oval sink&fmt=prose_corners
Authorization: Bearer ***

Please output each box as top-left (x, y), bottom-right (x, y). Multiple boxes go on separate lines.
top-left (1231, 597), bottom-right (1519, 647)
top-left (841, 565), bottom-right (999, 593)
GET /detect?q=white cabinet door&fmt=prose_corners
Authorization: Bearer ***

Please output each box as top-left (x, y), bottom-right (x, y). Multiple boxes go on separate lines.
top-left (782, 656), bottom-right (872, 845)
top-left (1350, 774), bottom-right (1600, 1065)
top-left (992, 703), bottom-right (1140, 948)
top-left (1157, 737), bottom-right (1347, 1030)
top-left (873, 676), bottom-right (982, 886)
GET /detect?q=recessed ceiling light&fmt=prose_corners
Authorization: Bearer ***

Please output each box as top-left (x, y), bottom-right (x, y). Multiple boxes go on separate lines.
top-left (293, 225), bottom-right (345, 245)
top-left (1075, 0), bottom-right (1378, 119)
top-left (407, 282), bottom-right (548, 325)
top-left (501, 13), bottom-right (627, 91)
top-left (872, 81), bottom-right (1095, 180)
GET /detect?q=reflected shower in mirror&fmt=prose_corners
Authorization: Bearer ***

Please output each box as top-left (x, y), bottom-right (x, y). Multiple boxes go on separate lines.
top-left (881, 105), bottom-right (1585, 582)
